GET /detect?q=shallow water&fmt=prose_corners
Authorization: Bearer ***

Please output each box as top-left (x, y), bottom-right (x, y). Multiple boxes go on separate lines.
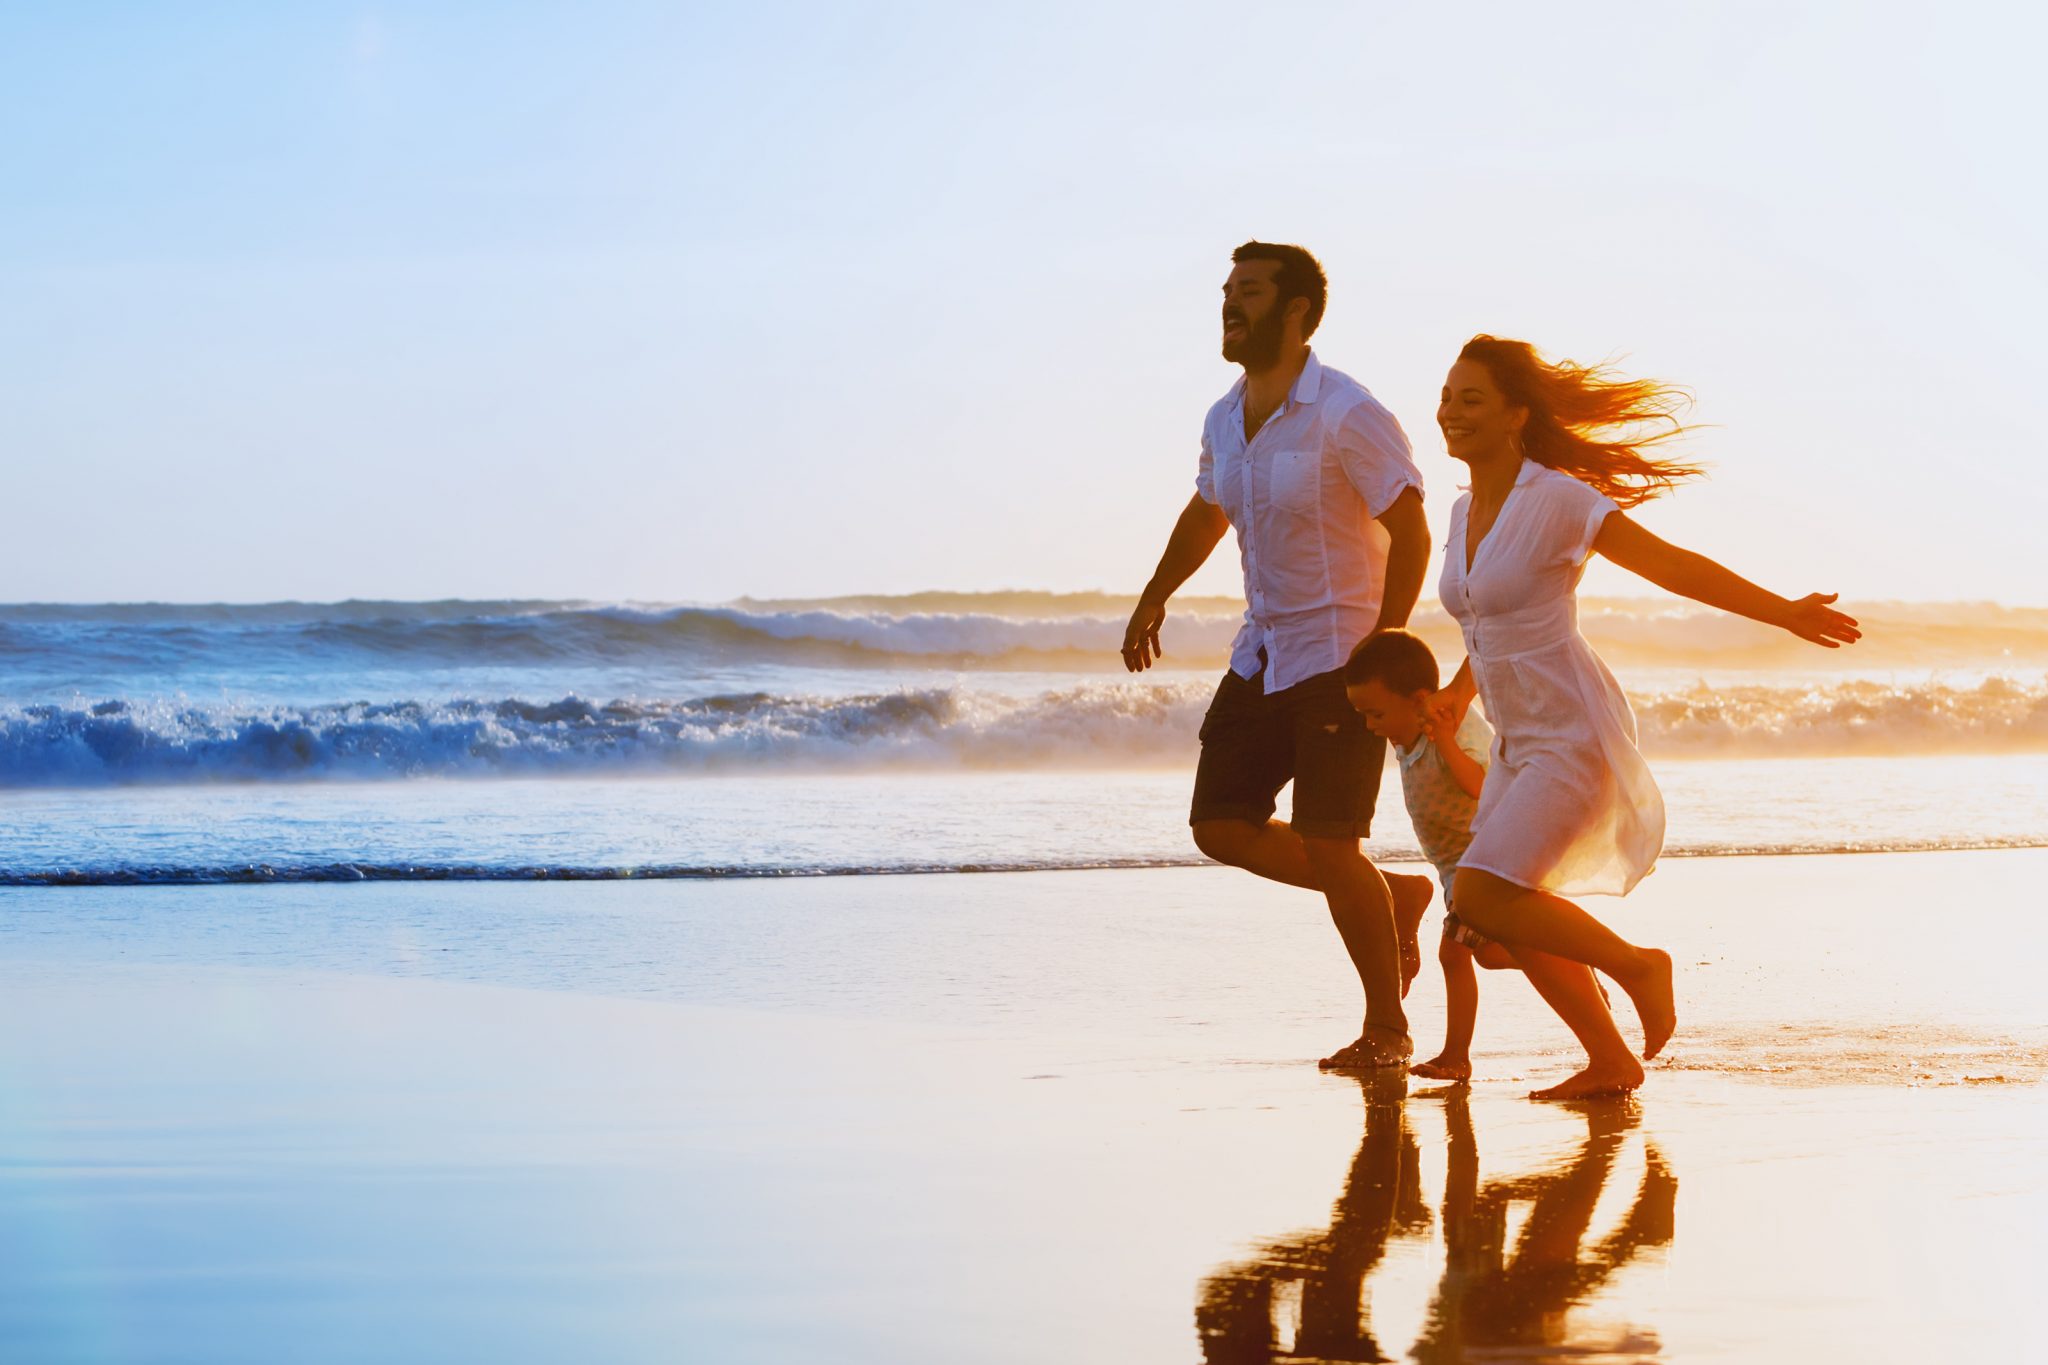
top-left (0, 851), bottom-right (2042, 1362)
top-left (3, 754), bottom-right (2045, 884)
top-left (5, 851), bottom-right (2042, 1085)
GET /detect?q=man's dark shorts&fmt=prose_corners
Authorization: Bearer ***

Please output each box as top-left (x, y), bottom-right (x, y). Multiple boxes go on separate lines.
top-left (1189, 661), bottom-right (1384, 840)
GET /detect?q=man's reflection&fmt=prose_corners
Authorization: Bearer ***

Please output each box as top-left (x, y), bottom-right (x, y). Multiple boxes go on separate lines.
top-left (1196, 1078), bottom-right (1676, 1363)
top-left (1196, 1071), bottom-right (1423, 1363)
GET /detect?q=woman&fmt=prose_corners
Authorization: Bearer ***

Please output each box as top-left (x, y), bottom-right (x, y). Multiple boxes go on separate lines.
top-left (1434, 335), bottom-right (1857, 1099)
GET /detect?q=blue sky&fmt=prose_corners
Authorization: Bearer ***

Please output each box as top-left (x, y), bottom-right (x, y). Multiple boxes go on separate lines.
top-left (4, 3), bottom-right (2044, 604)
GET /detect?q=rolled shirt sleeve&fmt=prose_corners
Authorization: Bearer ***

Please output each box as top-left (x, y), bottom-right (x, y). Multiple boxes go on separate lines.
top-left (1335, 395), bottom-right (1424, 518)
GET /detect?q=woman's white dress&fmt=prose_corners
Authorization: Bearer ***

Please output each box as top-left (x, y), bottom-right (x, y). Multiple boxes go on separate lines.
top-left (1440, 460), bottom-right (1665, 897)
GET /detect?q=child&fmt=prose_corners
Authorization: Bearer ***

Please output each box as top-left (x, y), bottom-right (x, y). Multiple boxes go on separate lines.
top-left (1343, 629), bottom-right (1516, 1082)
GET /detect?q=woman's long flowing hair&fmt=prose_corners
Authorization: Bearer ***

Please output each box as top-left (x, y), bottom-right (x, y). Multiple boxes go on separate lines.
top-left (1459, 335), bottom-right (1704, 507)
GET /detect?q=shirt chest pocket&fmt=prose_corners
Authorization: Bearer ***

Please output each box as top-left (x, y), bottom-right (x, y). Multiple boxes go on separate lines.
top-left (1213, 448), bottom-right (1244, 511)
top-left (1266, 448), bottom-right (1322, 514)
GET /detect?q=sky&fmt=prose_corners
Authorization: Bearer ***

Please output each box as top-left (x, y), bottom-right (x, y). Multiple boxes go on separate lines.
top-left (4, 2), bottom-right (2045, 606)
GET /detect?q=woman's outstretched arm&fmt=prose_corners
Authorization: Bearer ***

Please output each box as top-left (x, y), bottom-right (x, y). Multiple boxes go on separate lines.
top-left (1592, 512), bottom-right (1861, 648)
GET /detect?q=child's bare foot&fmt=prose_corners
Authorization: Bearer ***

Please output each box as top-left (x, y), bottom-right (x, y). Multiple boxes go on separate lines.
top-left (1528, 1056), bottom-right (1644, 1101)
top-left (1389, 874), bottom-right (1433, 997)
top-left (1621, 948), bottom-right (1676, 1059)
top-left (1410, 1053), bottom-right (1471, 1082)
top-left (1319, 1025), bottom-right (1413, 1071)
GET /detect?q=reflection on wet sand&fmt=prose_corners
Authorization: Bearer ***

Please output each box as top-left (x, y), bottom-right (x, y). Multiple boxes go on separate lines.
top-left (1197, 1077), bottom-right (1677, 1363)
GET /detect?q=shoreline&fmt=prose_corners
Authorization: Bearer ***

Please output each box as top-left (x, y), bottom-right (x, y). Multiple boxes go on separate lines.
top-left (6, 833), bottom-right (2048, 890)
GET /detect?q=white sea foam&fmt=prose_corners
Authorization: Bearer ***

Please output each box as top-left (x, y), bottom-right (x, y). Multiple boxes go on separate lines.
top-left (3, 675), bottom-right (2043, 789)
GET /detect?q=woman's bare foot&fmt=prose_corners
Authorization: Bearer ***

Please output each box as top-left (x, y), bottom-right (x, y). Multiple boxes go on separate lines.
top-left (1528, 1056), bottom-right (1644, 1101)
top-left (1620, 948), bottom-right (1676, 1059)
top-left (1389, 874), bottom-right (1433, 997)
top-left (1410, 1053), bottom-right (1471, 1082)
top-left (1319, 1026), bottom-right (1413, 1071)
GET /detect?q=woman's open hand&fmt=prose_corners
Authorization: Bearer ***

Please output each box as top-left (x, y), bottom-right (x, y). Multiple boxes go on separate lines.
top-left (1780, 592), bottom-right (1861, 648)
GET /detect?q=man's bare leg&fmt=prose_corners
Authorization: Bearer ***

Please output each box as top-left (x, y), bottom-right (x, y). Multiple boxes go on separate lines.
top-left (1300, 836), bottom-right (1410, 1068)
top-left (1390, 883), bottom-right (1429, 997)
top-left (1192, 819), bottom-right (1433, 993)
top-left (1193, 820), bottom-right (1417, 1064)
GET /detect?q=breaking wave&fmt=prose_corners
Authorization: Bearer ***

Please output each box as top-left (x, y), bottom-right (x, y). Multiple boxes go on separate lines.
top-left (2, 676), bottom-right (2044, 788)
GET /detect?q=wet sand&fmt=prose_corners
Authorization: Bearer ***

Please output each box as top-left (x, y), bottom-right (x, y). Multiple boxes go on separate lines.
top-left (0, 849), bottom-right (2042, 1362)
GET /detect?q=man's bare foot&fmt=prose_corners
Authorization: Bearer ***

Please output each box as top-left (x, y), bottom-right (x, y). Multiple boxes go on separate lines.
top-left (1622, 948), bottom-right (1676, 1059)
top-left (1528, 1057), bottom-right (1644, 1101)
top-left (1319, 1026), bottom-right (1413, 1071)
top-left (1410, 1053), bottom-right (1471, 1082)
top-left (1389, 874), bottom-right (1433, 997)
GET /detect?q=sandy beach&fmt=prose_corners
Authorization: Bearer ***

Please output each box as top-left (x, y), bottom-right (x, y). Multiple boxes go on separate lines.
top-left (1, 847), bottom-right (2042, 1363)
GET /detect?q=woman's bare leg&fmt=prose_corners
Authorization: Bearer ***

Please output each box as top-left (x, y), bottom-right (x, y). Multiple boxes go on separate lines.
top-left (1453, 868), bottom-right (1676, 1059)
top-left (1510, 947), bottom-right (1644, 1099)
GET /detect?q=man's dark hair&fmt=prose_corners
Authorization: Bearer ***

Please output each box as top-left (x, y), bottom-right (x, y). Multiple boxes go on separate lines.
top-left (1232, 240), bottom-right (1328, 338)
top-left (1343, 628), bottom-right (1440, 695)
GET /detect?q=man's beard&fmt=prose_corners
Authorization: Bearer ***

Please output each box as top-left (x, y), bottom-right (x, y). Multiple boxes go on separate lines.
top-left (1221, 307), bottom-right (1286, 368)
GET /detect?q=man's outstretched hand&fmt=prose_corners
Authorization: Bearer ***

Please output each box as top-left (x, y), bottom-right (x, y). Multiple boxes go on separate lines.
top-left (1121, 495), bottom-right (1229, 673)
top-left (1122, 597), bottom-right (1166, 672)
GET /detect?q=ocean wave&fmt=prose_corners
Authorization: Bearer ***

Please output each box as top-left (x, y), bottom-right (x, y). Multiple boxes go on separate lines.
top-left (0, 602), bottom-right (1244, 672)
top-left (1634, 676), bottom-right (2048, 754)
top-left (0, 686), bottom-right (1211, 786)
top-left (4, 596), bottom-right (2047, 675)
top-left (1, 676), bottom-right (2044, 788)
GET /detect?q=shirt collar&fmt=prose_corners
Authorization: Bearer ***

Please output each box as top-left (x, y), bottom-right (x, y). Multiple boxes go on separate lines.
top-left (1226, 349), bottom-right (1324, 413)
top-left (1291, 350), bottom-right (1324, 405)
top-left (1458, 458), bottom-right (1545, 496)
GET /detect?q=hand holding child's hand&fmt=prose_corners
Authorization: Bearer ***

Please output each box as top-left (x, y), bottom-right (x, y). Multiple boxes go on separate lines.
top-left (1418, 708), bottom-right (1446, 744)
top-left (1425, 689), bottom-right (1468, 738)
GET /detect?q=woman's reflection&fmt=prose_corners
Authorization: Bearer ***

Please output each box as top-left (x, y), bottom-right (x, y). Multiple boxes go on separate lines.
top-left (1196, 1077), bottom-right (1676, 1363)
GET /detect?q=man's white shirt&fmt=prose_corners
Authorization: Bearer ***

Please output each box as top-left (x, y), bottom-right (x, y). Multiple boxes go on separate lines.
top-left (1196, 351), bottom-right (1424, 693)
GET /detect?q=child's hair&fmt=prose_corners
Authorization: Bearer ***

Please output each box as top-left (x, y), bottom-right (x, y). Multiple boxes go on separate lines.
top-left (1343, 629), bottom-right (1439, 694)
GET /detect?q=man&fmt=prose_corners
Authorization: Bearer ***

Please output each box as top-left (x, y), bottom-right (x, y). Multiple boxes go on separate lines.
top-left (1122, 240), bottom-right (1432, 1070)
